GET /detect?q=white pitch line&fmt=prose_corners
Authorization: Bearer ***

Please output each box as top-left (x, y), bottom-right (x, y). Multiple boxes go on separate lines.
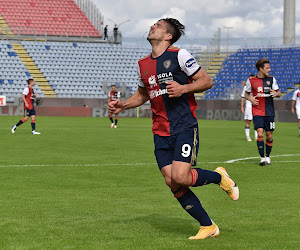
top-left (225, 154), bottom-right (300, 163)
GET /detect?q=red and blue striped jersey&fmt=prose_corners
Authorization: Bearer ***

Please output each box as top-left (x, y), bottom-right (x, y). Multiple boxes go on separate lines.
top-left (245, 76), bottom-right (279, 116)
top-left (137, 46), bottom-right (200, 136)
top-left (22, 86), bottom-right (35, 110)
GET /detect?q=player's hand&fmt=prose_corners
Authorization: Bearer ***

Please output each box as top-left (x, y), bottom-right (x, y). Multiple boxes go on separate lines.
top-left (291, 108), bottom-right (295, 114)
top-left (166, 81), bottom-right (185, 98)
top-left (270, 89), bottom-right (277, 97)
top-left (25, 102), bottom-right (29, 109)
top-left (241, 107), bottom-right (244, 113)
top-left (250, 96), bottom-right (259, 106)
top-left (107, 100), bottom-right (123, 114)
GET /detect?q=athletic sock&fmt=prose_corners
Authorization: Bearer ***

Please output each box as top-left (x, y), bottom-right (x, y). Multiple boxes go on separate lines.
top-left (190, 168), bottom-right (221, 187)
top-left (257, 136), bottom-right (265, 157)
top-left (31, 121), bottom-right (36, 131)
top-left (16, 120), bottom-right (23, 127)
top-left (265, 140), bottom-right (273, 157)
top-left (254, 130), bottom-right (258, 140)
top-left (245, 126), bottom-right (250, 138)
top-left (109, 117), bottom-right (114, 123)
top-left (173, 187), bottom-right (212, 226)
top-left (115, 119), bottom-right (118, 125)
top-left (299, 126), bottom-right (300, 135)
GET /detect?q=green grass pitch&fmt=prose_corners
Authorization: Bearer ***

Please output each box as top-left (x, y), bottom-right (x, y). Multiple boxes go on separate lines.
top-left (0, 116), bottom-right (299, 249)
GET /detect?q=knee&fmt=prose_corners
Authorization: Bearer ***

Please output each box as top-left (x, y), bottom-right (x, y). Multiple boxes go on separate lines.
top-left (164, 176), bottom-right (172, 188)
top-left (171, 173), bottom-right (189, 186)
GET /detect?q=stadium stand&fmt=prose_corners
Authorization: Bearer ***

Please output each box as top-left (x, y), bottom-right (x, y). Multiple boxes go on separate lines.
top-left (0, 40), bottom-right (43, 102)
top-left (205, 47), bottom-right (300, 99)
top-left (0, 0), bottom-right (101, 37)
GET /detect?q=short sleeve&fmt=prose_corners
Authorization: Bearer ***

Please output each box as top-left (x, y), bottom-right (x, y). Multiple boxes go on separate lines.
top-left (245, 79), bottom-right (252, 93)
top-left (292, 90), bottom-right (297, 101)
top-left (241, 86), bottom-right (246, 98)
top-left (137, 62), bottom-right (145, 88)
top-left (272, 77), bottom-right (279, 91)
top-left (23, 87), bottom-right (29, 96)
top-left (178, 49), bottom-right (201, 77)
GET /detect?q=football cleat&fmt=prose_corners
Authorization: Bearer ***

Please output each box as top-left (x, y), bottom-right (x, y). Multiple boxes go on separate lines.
top-left (259, 157), bottom-right (266, 166)
top-left (11, 125), bottom-right (16, 134)
top-left (265, 157), bottom-right (271, 165)
top-left (247, 137), bottom-right (252, 141)
top-left (32, 131), bottom-right (41, 135)
top-left (215, 167), bottom-right (239, 201)
top-left (110, 123), bottom-right (114, 128)
top-left (114, 125), bottom-right (117, 128)
top-left (188, 221), bottom-right (219, 240)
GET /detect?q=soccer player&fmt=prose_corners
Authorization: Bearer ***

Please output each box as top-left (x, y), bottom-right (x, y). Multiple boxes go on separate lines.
top-left (11, 78), bottom-right (41, 135)
top-left (241, 74), bottom-right (257, 141)
top-left (108, 18), bottom-right (239, 240)
top-left (108, 85), bottom-right (121, 128)
top-left (245, 58), bottom-right (281, 166)
top-left (291, 86), bottom-right (300, 136)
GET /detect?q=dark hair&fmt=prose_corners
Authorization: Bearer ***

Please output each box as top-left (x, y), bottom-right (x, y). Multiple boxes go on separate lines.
top-left (249, 74), bottom-right (255, 77)
top-left (256, 58), bottom-right (270, 71)
top-left (27, 78), bottom-right (34, 85)
top-left (159, 18), bottom-right (185, 44)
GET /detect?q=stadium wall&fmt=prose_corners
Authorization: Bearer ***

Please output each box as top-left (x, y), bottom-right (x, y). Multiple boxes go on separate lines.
top-left (0, 99), bottom-right (297, 122)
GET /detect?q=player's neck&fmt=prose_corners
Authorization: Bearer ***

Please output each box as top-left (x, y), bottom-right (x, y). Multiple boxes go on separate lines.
top-left (151, 41), bottom-right (170, 58)
top-left (257, 72), bottom-right (266, 78)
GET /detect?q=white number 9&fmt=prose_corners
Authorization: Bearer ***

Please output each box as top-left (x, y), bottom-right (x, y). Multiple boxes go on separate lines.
top-left (181, 144), bottom-right (191, 157)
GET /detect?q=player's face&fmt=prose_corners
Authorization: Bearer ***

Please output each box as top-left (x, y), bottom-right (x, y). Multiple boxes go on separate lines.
top-left (112, 86), bottom-right (116, 92)
top-left (260, 63), bottom-right (271, 77)
top-left (147, 20), bottom-right (171, 42)
top-left (28, 80), bottom-right (35, 87)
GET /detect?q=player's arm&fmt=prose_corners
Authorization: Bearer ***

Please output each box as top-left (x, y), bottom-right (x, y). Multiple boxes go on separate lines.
top-left (241, 97), bottom-right (245, 113)
top-left (108, 87), bottom-right (149, 114)
top-left (166, 68), bottom-right (213, 98)
top-left (270, 88), bottom-right (281, 97)
top-left (22, 94), bottom-right (29, 109)
top-left (291, 100), bottom-right (296, 114)
top-left (245, 91), bottom-right (258, 106)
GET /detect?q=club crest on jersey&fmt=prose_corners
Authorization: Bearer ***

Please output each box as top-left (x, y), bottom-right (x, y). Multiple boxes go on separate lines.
top-left (266, 81), bottom-right (271, 85)
top-left (185, 58), bottom-right (196, 68)
top-left (163, 60), bottom-right (171, 69)
top-left (148, 75), bottom-right (157, 88)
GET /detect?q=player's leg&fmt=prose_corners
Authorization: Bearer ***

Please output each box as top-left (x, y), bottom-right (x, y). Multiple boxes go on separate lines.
top-left (253, 116), bottom-right (265, 165)
top-left (108, 111), bottom-right (114, 128)
top-left (264, 116), bottom-right (275, 165)
top-left (298, 119), bottom-right (300, 136)
top-left (30, 114), bottom-right (40, 134)
top-left (114, 113), bottom-right (119, 128)
top-left (297, 108), bottom-right (300, 136)
top-left (11, 109), bottom-right (29, 133)
top-left (245, 120), bottom-right (251, 141)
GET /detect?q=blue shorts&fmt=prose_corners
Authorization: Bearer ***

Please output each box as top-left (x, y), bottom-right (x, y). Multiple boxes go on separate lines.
top-left (24, 108), bottom-right (36, 117)
top-left (253, 116), bottom-right (275, 131)
top-left (154, 126), bottom-right (199, 169)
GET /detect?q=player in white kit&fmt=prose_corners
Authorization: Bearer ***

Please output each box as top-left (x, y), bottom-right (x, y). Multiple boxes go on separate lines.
top-left (291, 87), bottom-right (300, 136)
top-left (241, 74), bottom-right (257, 141)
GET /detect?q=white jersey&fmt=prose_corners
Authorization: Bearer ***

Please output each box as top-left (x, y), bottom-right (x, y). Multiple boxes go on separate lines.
top-left (241, 86), bottom-right (252, 108)
top-left (292, 88), bottom-right (300, 109)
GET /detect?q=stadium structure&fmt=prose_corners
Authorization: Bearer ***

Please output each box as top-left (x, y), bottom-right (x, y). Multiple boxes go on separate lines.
top-left (0, 0), bottom-right (299, 121)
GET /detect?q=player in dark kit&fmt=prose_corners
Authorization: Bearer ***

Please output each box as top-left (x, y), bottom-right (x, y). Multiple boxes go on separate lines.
top-left (108, 85), bottom-right (121, 128)
top-left (245, 58), bottom-right (281, 165)
top-left (108, 18), bottom-right (239, 240)
top-left (11, 78), bottom-right (41, 135)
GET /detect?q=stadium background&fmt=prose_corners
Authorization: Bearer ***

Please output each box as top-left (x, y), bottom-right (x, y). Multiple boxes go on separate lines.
top-left (0, 0), bottom-right (299, 122)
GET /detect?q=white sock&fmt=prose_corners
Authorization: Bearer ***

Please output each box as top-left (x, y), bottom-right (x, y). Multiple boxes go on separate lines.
top-left (245, 127), bottom-right (250, 138)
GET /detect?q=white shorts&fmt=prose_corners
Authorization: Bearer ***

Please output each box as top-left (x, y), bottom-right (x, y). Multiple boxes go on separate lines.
top-left (244, 106), bottom-right (253, 120)
top-left (296, 108), bottom-right (300, 119)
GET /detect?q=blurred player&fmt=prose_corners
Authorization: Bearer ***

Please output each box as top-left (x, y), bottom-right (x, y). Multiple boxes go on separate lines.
top-left (245, 58), bottom-right (281, 166)
top-left (108, 18), bottom-right (239, 240)
top-left (241, 74), bottom-right (257, 141)
top-left (108, 85), bottom-right (120, 128)
top-left (291, 86), bottom-right (300, 136)
top-left (11, 79), bottom-right (41, 135)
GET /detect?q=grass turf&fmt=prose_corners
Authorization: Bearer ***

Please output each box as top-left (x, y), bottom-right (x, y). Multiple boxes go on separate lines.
top-left (0, 116), bottom-right (299, 249)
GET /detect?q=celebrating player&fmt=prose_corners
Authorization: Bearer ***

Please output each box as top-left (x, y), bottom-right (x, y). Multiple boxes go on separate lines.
top-left (245, 58), bottom-right (281, 165)
top-left (11, 78), bottom-right (41, 135)
top-left (108, 18), bottom-right (239, 240)
top-left (291, 86), bottom-right (300, 136)
top-left (241, 74), bottom-right (257, 141)
top-left (108, 84), bottom-right (121, 128)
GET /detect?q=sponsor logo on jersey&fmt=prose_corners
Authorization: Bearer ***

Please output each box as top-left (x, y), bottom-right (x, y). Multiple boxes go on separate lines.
top-left (149, 88), bottom-right (168, 99)
top-left (148, 75), bottom-right (157, 88)
top-left (258, 87), bottom-right (263, 92)
top-left (185, 58), bottom-right (196, 68)
top-left (157, 72), bottom-right (173, 84)
top-left (163, 60), bottom-right (171, 69)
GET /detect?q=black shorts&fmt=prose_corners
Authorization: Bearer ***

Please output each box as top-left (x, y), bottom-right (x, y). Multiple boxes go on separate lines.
top-left (154, 125), bottom-right (199, 169)
top-left (253, 116), bottom-right (275, 131)
top-left (24, 108), bottom-right (36, 117)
